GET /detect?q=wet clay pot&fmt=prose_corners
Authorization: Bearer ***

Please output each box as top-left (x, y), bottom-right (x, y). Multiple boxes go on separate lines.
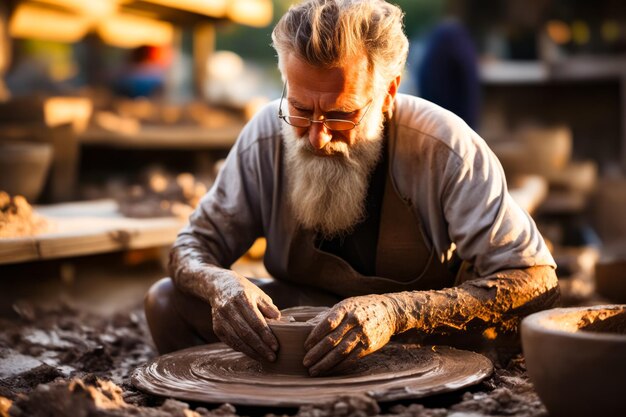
top-left (521, 305), bottom-right (626, 417)
top-left (261, 306), bottom-right (329, 376)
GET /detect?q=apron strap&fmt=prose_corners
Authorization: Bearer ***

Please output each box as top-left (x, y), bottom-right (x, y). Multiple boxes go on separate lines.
top-left (375, 120), bottom-right (457, 288)
top-left (375, 169), bottom-right (433, 281)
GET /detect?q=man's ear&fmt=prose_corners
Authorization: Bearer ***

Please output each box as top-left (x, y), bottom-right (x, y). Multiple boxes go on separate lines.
top-left (383, 75), bottom-right (401, 114)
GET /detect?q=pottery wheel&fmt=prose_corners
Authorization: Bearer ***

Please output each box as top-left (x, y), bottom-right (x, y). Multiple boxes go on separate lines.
top-left (132, 343), bottom-right (493, 407)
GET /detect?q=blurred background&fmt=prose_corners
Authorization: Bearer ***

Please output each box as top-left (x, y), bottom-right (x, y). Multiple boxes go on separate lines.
top-left (1, 0), bottom-right (626, 313)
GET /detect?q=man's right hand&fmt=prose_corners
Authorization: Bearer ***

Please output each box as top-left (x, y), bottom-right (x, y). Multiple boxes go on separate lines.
top-left (210, 273), bottom-right (281, 362)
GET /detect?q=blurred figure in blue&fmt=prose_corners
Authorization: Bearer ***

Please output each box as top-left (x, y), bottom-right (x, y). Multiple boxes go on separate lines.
top-left (114, 45), bottom-right (166, 98)
top-left (416, 19), bottom-right (481, 130)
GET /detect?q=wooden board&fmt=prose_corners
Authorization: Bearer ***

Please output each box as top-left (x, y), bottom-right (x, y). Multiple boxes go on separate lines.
top-left (0, 176), bottom-right (546, 266)
top-left (79, 124), bottom-right (242, 150)
top-left (0, 199), bottom-right (186, 265)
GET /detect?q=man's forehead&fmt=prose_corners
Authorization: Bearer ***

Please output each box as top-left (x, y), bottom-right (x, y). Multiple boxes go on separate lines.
top-left (283, 53), bottom-right (372, 107)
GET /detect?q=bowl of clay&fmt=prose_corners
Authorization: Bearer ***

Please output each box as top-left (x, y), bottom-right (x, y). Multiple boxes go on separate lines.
top-left (0, 141), bottom-right (53, 201)
top-left (261, 306), bottom-right (329, 376)
top-left (595, 244), bottom-right (626, 303)
top-left (521, 305), bottom-right (626, 417)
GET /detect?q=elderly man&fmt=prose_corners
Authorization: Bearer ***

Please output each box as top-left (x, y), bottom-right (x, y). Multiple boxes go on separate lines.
top-left (145, 0), bottom-right (557, 376)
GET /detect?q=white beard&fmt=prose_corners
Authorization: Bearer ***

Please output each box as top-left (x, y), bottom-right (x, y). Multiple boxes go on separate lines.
top-left (282, 113), bottom-right (384, 239)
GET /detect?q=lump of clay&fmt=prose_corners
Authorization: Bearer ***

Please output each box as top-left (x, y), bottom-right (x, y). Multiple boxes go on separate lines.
top-left (0, 192), bottom-right (50, 238)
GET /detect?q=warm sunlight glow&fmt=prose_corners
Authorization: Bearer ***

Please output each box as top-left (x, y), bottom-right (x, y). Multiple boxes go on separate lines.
top-left (142, 0), bottom-right (228, 17)
top-left (44, 97), bottom-right (93, 132)
top-left (208, 51), bottom-right (244, 82)
top-left (149, 173), bottom-right (168, 193)
top-left (142, 0), bottom-right (271, 26)
top-left (9, 3), bottom-right (90, 43)
top-left (0, 17), bottom-right (8, 72)
top-left (35, 0), bottom-right (119, 19)
top-left (98, 13), bottom-right (173, 48)
top-left (228, 0), bottom-right (273, 27)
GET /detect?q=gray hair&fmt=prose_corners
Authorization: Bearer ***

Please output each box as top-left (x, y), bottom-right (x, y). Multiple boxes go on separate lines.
top-left (271, 0), bottom-right (408, 90)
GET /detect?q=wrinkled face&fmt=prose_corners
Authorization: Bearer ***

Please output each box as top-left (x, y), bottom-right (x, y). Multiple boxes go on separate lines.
top-left (281, 53), bottom-right (387, 157)
top-left (280, 54), bottom-right (394, 237)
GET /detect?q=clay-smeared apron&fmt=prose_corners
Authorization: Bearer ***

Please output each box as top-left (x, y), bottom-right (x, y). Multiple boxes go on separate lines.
top-left (281, 176), bottom-right (456, 297)
top-left (265, 122), bottom-right (458, 298)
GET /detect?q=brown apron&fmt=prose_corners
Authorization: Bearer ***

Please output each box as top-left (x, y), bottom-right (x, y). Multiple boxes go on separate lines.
top-left (266, 122), bottom-right (458, 298)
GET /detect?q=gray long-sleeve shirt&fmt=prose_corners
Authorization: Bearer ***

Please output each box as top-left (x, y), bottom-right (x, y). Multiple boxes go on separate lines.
top-left (174, 94), bottom-right (555, 284)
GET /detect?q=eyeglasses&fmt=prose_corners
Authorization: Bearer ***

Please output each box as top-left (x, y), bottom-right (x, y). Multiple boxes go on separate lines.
top-left (277, 83), bottom-right (372, 131)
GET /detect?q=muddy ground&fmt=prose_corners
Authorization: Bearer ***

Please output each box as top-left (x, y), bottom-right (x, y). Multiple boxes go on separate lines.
top-left (0, 300), bottom-right (552, 417)
top-left (0, 251), bottom-right (601, 417)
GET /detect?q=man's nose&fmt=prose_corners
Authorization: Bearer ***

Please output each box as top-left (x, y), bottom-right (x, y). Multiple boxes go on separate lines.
top-left (308, 121), bottom-right (332, 150)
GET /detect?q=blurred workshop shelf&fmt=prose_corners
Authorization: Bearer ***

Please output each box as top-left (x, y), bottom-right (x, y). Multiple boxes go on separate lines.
top-left (79, 123), bottom-right (243, 150)
top-left (0, 199), bottom-right (185, 265)
top-left (480, 57), bottom-right (626, 172)
top-left (481, 57), bottom-right (626, 84)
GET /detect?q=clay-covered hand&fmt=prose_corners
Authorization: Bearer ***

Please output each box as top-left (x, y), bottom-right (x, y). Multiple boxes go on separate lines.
top-left (211, 272), bottom-right (281, 362)
top-left (302, 294), bottom-right (400, 376)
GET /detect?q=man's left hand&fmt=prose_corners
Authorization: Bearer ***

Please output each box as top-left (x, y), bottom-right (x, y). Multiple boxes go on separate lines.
top-left (303, 294), bottom-right (399, 376)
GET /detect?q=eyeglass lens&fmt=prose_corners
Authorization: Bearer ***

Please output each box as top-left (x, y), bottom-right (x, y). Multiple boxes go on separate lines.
top-left (282, 116), bottom-right (356, 131)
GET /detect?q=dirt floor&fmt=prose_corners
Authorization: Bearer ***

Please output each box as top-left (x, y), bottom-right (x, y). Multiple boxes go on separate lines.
top-left (0, 250), bottom-right (602, 417)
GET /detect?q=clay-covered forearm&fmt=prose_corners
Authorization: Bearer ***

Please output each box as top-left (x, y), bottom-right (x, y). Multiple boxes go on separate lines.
top-left (169, 240), bottom-right (281, 361)
top-left (168, 243), bottom-right (235, 305)
top-left (386, 265), bottom-right (559, 336)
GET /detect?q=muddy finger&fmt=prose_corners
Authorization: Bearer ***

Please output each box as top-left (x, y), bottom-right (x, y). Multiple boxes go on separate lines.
top-left (308, 329), bottom-right (361, 376)
top-left (303, 320), bottom-right (354, 367)
top-left (305, 309), bottom-right (346, 350)
top-left (236, 298), bottom-right (279, 351)
top-left (229, 308), bottom-right (276, 361)
top-left (217, 320), bottom-right (265, 362)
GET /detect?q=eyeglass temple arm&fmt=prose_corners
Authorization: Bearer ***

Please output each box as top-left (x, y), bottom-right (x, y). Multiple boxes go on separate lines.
top-left (278, 83), bottom-right (287, 117)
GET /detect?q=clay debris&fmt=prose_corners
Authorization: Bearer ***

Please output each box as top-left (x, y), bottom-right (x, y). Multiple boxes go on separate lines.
top-left (0, 302), bottom-right (548, 417)
top-left (115, 170), bottom-right (210, 219)
top-left (579, 310), bottom-right (626, 334)
top-left (0, 192), bottom-right (50, 238)
top-left (7, 378), bottom-right (240, 417)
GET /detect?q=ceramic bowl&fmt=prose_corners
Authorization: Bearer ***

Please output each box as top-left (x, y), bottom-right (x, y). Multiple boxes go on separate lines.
top-left (0, 141), bottom-right (53, 201)
top-left (518, 124), bottom-right (572, 175)
top-left (521, 305), bottom-right (626, 417)
top-left (261, 306), bottom-right (329, 376)
top-left (594, 243), bottom-right (626, 304)
top-left (589, 179), bottom-right (626, 242)
top-left (595, 258), bottom-right (626, 303)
